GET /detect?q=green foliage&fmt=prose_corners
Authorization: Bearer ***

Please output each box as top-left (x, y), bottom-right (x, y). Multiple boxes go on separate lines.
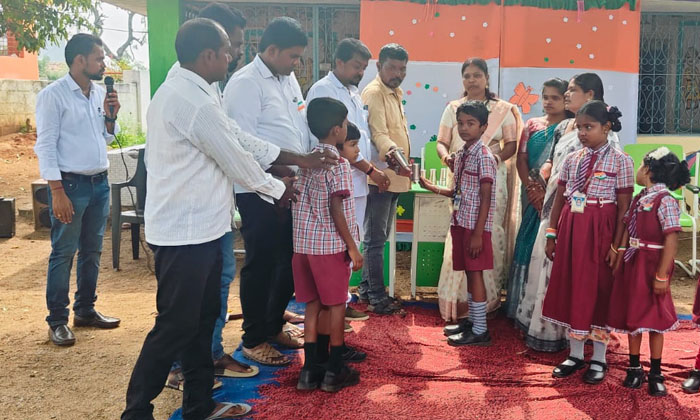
top-left (110, 119), bottom-right (146, 149)
top-left (0, 0), bottom-right (94, 53)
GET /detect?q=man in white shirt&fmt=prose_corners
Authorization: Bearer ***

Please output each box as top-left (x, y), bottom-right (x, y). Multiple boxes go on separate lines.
top-left (122, 19), bottom-right (334, 420)
top-left (306, 38), bottom-right (391, 330)
top-left (223, 17), bottom-right (311, 366)
top-left (34, 33), bottom-right (121, 347)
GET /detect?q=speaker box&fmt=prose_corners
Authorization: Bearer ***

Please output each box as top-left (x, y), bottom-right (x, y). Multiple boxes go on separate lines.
top-left (0, 197), bottom-right (15, 238)
top-left (32, 179), bottom-right (51, 230)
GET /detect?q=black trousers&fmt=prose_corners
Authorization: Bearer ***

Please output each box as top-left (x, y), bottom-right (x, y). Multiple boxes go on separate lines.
top-left (236, 193), bottom-right (295, 348)
top-left (122, 238), bottom-right (222, 420)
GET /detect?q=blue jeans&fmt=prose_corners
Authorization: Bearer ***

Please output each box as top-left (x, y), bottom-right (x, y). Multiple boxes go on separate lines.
top-left (172, 230), bottom-right (235, 370)
top-left (359, 185), bottom-right (399, 305)
top-left (46, 172), bottom-right (110, 327)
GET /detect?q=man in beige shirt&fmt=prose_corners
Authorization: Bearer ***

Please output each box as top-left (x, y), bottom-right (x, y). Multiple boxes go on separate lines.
top-left (359, 43), bottom-right (411, 314)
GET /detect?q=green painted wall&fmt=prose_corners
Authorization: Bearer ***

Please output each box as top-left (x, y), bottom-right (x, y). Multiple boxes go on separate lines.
top-left (147, 0), bottom-right (182, 96)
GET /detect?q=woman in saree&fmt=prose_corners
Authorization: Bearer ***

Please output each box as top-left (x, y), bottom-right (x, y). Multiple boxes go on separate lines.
top-left (515, 73), bottom-right (621, 351)
top-left (504, 78), bottom-right (570, 319)
top-left (435, 57), bottom-right (523, 325)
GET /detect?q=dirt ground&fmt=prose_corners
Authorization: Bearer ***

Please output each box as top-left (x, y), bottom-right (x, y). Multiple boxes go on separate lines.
top-left (0, 132), bottom-right (698, 419)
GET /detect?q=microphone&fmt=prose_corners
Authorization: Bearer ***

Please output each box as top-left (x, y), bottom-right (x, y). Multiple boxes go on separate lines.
top-left (104, 76), bottom-right (115, 116)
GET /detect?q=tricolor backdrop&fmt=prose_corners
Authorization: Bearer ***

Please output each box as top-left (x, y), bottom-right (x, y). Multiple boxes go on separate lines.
top-left (358, 0), bottom-right (641, 156)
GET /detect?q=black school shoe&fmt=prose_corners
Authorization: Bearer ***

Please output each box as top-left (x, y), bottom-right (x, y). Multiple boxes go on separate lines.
top-left (443, 318), bottom-right (473, 337)
top-left (622, 367), bottom-right (645, 389)
top-left (552, 357), bottom-right (586, 378)
top-left (447, 330), bottom-right (491, 347)
top-left (682, 369), bottom-right (700, 394)
top-left (342, 345), bottom-right (367, 363)
top-left (582, 361), bottom-right (608, 385)
top-left (296, 366), bottom-right (325, 391)
top-left (648, 373), bottom-right (667, 396)
top-left (320, 365), bottom-right (360, 392)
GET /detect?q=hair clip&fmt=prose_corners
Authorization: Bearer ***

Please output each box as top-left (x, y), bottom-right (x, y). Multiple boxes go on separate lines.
top-left (648, 147), bottom-right (671, 161)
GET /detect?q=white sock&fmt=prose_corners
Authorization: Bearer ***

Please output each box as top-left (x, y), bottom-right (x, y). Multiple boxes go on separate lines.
top-left (562, 337), bottom-right (585, 366)
top-left (471, 301), bottom-right (487, 335)
top-left (590, 341), bottom-right (608, 371)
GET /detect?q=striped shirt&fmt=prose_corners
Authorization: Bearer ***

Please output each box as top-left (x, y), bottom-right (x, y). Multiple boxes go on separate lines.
top-left (144, 66), bottom-right (286, 246)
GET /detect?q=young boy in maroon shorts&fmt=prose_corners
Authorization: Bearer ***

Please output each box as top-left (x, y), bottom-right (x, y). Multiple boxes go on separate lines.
top-left (420, 101), bottom-right (496, 347)
top-left (293, 97), bottom-right (363, 392)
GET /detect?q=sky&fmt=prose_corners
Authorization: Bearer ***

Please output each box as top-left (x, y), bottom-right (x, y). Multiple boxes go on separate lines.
top-left (40, 3), bottom-right (149, 68)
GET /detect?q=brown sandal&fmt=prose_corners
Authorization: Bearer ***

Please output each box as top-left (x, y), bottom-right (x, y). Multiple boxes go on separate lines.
top-left (270, 329), bottom-right (304, 349)
top-left (242, 342), bottom-right (291, 366)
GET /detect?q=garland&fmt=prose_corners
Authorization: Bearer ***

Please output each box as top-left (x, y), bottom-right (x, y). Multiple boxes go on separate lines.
top-left (366, 0), bottom-right (636, 11)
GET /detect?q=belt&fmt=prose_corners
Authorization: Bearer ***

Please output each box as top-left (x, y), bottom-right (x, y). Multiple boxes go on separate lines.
top-left (60, 171), bottom-right (108, 183)
top-left (629, 237), bottom-right (664, 250)
top-left (586, 198), bottom-right (616, 206)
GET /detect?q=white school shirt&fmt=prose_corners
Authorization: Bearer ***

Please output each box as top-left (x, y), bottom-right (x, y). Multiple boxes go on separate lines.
top-left (306, 72), bottom-right (371, 198)
top-left (223, 55), bottom-right (311, 194)
top-left (34, 74), bottom-right (120, 180)
top-left (144, 66), bottom-right (286, 246)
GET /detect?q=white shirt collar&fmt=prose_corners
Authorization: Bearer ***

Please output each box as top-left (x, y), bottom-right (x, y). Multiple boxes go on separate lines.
top-left (253, 55), bottom-right (282, 81)
top-left (327, 71), bottom-right (359, 94)
top-left (174, 65), bottom-right (220, 101)
top-left (63, 73), bottom-right (95, 94)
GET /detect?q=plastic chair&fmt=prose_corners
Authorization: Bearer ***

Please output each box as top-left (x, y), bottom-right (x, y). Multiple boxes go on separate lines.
top-left (111, 146), bottom-right (146, 271)
top-left (624, 143), bottom-right (698, 276)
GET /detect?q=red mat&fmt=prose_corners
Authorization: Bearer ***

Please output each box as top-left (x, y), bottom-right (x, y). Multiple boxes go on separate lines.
top-left (252, 306), bottom-right (700, 419)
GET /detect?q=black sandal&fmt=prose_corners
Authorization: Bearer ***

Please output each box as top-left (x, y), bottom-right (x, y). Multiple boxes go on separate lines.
top-left (552, 357), bottom-right (586, 378)
top-left (583, 361), bottom-right (608, 385)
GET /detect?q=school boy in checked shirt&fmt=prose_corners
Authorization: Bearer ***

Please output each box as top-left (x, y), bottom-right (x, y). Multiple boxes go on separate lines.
top-left (421, 101), bottom-right (497, 347)
top-left (292, 97), bottom-right (363, 393)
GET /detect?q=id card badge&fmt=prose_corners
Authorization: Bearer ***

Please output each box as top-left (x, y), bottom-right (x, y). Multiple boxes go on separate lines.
top-left (570, 191), bottom-right (587, 214)
top-left (453, 192), bottom-right (462, 209)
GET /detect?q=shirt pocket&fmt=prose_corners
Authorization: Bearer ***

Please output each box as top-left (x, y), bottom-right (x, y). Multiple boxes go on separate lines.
top-left (591, 171), bottom-right (617, 194)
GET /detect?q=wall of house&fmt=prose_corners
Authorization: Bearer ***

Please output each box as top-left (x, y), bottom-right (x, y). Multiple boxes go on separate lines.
top-left (0, 71), bottom-right (148, 136)
top-left (0, 53), bottom-right (39, 80)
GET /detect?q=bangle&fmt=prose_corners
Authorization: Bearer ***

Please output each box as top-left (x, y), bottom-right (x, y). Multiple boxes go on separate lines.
top-left (545, 232), bottom-right (557, 239)
top-left (104, 116), bottom-right (117, 123)
top-left (655, 274), bottom-right (669, 282)
top-left (617, 246), bottom-right (627, 251)
top-left (610, 244), bottom-right (618, 255)
top-left (366, 165), bottom-right (375, 176)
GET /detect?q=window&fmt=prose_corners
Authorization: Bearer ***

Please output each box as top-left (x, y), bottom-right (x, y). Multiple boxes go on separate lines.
top-left (638, 14), bottom-right (700, 134)
top-left (184, 2), bottom-right (360, 94)
top-left (0, 34), bottom-right (8, 56)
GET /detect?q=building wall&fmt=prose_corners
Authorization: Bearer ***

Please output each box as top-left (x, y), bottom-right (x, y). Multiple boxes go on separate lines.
top-left (0, 73), bottom-right (147, 136)
top-left (0, 33), bottom-right (39, 80)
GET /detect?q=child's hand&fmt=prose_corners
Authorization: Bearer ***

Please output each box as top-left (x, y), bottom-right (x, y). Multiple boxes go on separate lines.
top-left (653, 278), bottom-right (668, 295)
top-left (469, 233), bottom-right (483, 259)
top-left (612, 252), bottom-right (623, 273)
top-left (419, 175), bottom-right (435, 192)
top-left (277, 176), bottom-right (299, 208)
top-left (349, 247), bottom-right (363, 271)
top-left (605, 248), bottom-right (618, 269)
top-left (545, 238), bottom-right (556, 261)
top-left (370, 168), bottom-right (391, 192)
